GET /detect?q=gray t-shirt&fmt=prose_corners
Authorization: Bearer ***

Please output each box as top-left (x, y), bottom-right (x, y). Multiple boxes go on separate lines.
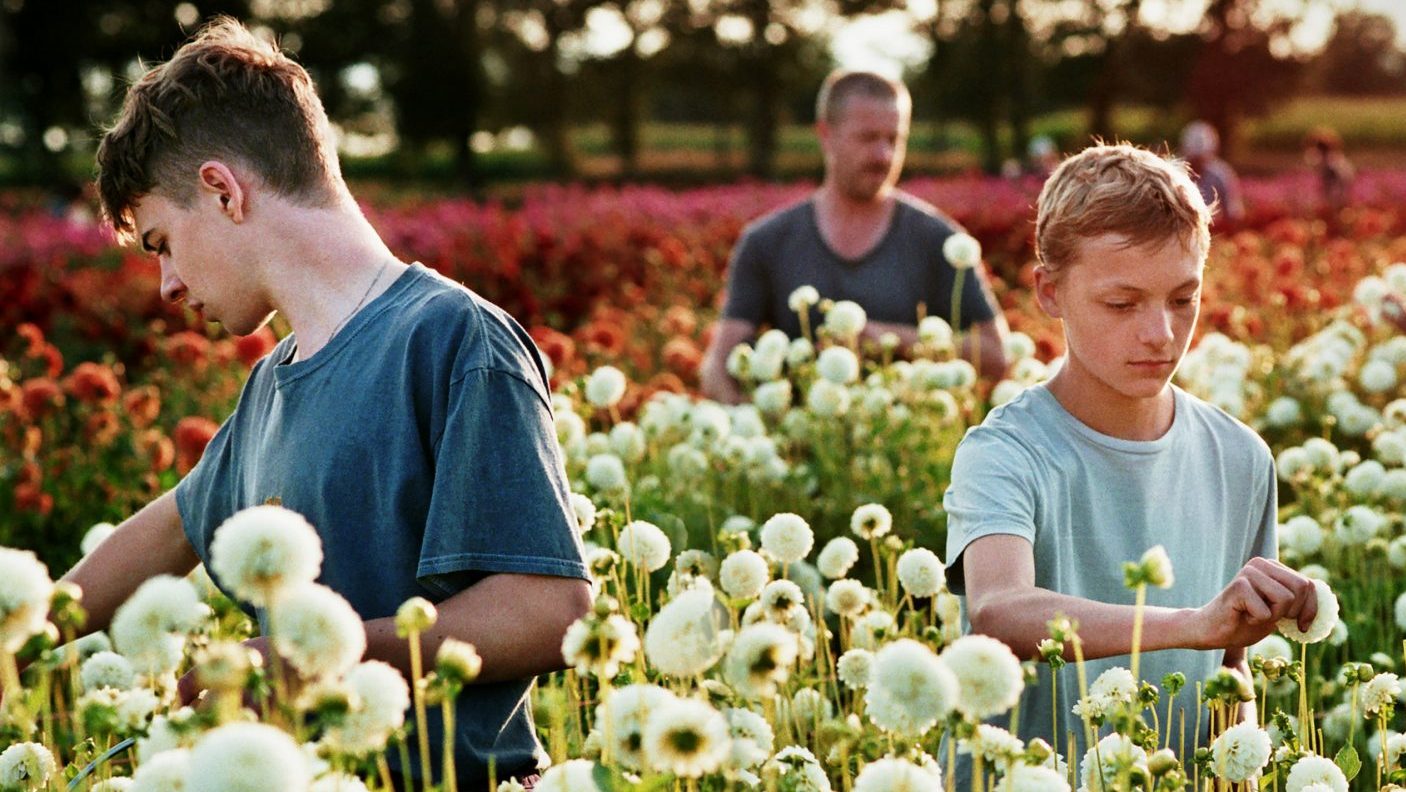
top-left (721, 191), bottom-right (998, 339)
top-left (177, 263), bottom-right (588, 786)
top-left (943, 383), bottom-right (1276, 763)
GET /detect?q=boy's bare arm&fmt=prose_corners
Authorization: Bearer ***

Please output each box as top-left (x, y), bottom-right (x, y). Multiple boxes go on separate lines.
top-left (62, 489), bottom-right (201, 635)
top-left (361, 572), bottom-right (593, 685)
top-left (962, 535), bottom-right (1318, 661)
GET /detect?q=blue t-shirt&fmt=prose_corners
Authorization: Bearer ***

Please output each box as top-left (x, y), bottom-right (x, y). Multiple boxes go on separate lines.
top-left (942, 383), bottom-right (1276, 776)
top-left (721, 191), bottom-right (999, 339)
top-left (176, 263), bottom-right (588, 784)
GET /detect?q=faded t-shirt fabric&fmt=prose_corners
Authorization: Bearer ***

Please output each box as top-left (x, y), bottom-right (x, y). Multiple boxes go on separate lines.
top-left (720, 191), bottom-right (998, 340)
top-left (942, 383), bottom-right (1276, 778)
top-left (176, 263), bottom-right (588, 786)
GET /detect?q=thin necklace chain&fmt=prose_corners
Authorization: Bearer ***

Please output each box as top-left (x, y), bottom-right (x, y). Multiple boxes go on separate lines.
top-left (326, 259), bottom-right (390, 344)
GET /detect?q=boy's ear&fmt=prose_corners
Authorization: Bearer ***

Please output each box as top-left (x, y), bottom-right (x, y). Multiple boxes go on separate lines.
top-left (1033, 264), bottom-right (1062, 319)
top-left (197, 161), bottom-right (246, 222)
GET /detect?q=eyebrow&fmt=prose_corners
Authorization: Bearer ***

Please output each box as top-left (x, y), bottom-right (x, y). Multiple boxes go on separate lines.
top-left (1103, 278), bottom-right (1202, 294)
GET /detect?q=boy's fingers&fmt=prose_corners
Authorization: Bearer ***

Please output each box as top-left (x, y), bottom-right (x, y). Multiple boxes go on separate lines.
top-left (1230, 577), bottom-right (1272, 623)
top-left (1258, 562), bottom-right (1320, 628)
top-left (1242, 566), bottom-right (1296, 619)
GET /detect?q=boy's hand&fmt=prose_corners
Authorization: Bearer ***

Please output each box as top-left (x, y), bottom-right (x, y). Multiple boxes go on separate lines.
top-left (1191, 558), bottom-right (1318, 649)
top-left (177, 636), bottom-right (272, 707)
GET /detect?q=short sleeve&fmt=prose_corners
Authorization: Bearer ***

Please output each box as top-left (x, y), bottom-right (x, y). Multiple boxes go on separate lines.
top-left (942, 427), bottom-right (1039, 594)
top-left (720, 228), bottom-right (771, 325)
top-left (418, 368), bottom-right (588, 596)
top-left (174, 419), bottom-right (236, 555)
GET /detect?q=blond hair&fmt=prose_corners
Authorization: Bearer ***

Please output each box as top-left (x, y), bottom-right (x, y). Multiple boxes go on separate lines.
top-left (1035, 143), bottom-right (1211, 276)
top-left (815, 70), bottom-right (911, 126)
top-left (96, 17), bottom-right (342, 240)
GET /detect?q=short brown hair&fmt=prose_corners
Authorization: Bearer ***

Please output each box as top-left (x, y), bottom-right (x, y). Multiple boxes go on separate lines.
top-left (1035, 143), bottom-right (1211, 276)
top-left (96, 17), bottom-right (342, 240)
top-left (815, 70), bottom-right (911, 126)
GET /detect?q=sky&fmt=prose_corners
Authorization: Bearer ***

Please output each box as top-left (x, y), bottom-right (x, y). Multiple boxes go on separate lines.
top-left (829, 0), bottom-right (1406, 76)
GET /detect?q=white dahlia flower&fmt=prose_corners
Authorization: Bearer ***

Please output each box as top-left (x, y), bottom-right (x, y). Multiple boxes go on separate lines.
top-left (1278, 579), bottom-right (1339, 643)
top-left (208, 505), bottom-right (323, 607)
top-left (270, 583), bottom-right (366, 680)
top-left (865, 639), bottom-right (958, 735)
top-left (941, 634), bottom-right (1024, 719)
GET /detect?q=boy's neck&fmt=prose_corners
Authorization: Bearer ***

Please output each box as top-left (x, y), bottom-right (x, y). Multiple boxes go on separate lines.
top-left (1045, 362), bottom-right (1177, 442)
top-left (255, 201), bottom-right (408, 362)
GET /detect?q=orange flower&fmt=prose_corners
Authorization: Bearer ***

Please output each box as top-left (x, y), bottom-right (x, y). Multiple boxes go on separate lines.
top-left (164, 332), bottom-right (212, 371)
top-left (122, 386), bottom-right (162, 429)
top-left (174, 416), bottom-right (220, 475)
top-left (235, 327), bottom-right (278, 368)
top-left (17, 323), bottom-right (45, 357)
top-left (660, 306), bottom-right (698, 338)
top-left (20, 378), bottom-right (64, 420)
top-left (662, 338), bottom-right (702, 379)
top-left (529, 326), bottom-right (576, 370)
top-left (66, 362), bottom-right (121, 405)
top-left (580, 320), bottom-right (626, 358)
top-left (85, 410), bottom-right (121, 446)
top-left (139, 429), bottom-right (176, 473)
top-left (40, 344), bottom-right (63, 378)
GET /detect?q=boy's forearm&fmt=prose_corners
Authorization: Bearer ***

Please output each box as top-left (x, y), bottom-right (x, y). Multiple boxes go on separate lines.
top-left (61, 489), bottom-right (199, 636)
top-left (970, 586), bottom-right (1205, 662)
top-left (361, 573), bottom-right (592, 685)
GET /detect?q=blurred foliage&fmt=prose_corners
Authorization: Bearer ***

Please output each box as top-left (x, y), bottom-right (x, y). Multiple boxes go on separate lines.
top-left (0, 0), bottom-right (1402, 188)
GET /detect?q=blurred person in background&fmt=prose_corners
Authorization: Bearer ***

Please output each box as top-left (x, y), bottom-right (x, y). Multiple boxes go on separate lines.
top-left (700, 69), bottom-right (1009, 404)
top-left (1305, 126), bottom-right (1355, 211)
top-left (1179, 120), bottom-right (1245, 224)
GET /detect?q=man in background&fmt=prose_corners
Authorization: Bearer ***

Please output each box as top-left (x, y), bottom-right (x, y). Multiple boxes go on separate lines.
top-left (700, 70), bottom-right (1009, 404)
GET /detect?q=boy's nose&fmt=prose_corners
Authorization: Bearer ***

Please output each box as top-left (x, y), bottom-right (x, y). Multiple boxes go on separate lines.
top-left (1140, 308), bottom-right (1174, 346)
top-left (160, 263), bottom-right (187, 304)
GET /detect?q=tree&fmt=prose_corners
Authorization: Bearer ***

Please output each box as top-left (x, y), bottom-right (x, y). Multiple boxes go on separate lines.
top-left (1311, 11), bottom-right (1405, 96)
top-left (1184, 0), bottom-right (1304, 155)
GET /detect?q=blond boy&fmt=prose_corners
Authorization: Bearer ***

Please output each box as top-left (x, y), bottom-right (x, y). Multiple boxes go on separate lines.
top-left (943, 144), bottom-right (1317, 759)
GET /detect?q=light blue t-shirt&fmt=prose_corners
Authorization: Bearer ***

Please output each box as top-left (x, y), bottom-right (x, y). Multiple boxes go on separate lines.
top-left (177, 263), bottom-right (588, 785)
top-left (943, 383), bottom-right (1277, 763)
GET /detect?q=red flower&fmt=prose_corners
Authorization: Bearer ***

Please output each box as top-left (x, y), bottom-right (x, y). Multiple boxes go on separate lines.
top-left (122, 386), bottom-right (162, 429)
top-left (14, 481), bottom-right (52, 515)
top-left (17, 323), bottom-right (45, 356)
top-left (164, 332), bottom-right (212, 371)
top-left (660, 306), bottom-right (698, 338)
top-left (66, 362), bottom-right (121, 405)
top-left (139, 429), bottom-right (176, 472)
top-left (85, 410), bottom-right (121, 446)
top-left (529, 326), bottom-right (576, 370)
top-left (662, 338), bottom-right (701, 380)
top-left (20, 378), bottom-right (64, 419)
top-left (234, 327), bottom-right (278, 368)
top-left (580, 320), bottom-right (626, 358)
top-left (174, 416), bottom-right (220, 475)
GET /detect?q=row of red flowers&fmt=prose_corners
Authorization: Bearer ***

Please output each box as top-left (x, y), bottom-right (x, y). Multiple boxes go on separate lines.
top-left (5, 173), bottom-right (1406, 565)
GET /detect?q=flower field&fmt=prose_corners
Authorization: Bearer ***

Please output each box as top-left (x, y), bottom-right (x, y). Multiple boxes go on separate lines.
top-left (5, 172), bottom-right (1406, 790)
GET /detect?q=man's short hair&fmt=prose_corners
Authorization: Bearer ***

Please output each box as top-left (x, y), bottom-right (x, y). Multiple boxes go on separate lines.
top-left (1035, 143), bottom-right (1212, 276)
top-left (815, 70), bottom-right (911, 126)
top-left (96, 16), bottom-right (342, 240)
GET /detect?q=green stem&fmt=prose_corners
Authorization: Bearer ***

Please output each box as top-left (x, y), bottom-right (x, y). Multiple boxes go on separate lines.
top-left (408, 629), bottom-right (433, 792)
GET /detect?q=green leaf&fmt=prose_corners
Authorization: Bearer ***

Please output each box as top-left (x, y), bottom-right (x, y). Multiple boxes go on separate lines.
top-left (1335, 743), bottom-right (1361, 782)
